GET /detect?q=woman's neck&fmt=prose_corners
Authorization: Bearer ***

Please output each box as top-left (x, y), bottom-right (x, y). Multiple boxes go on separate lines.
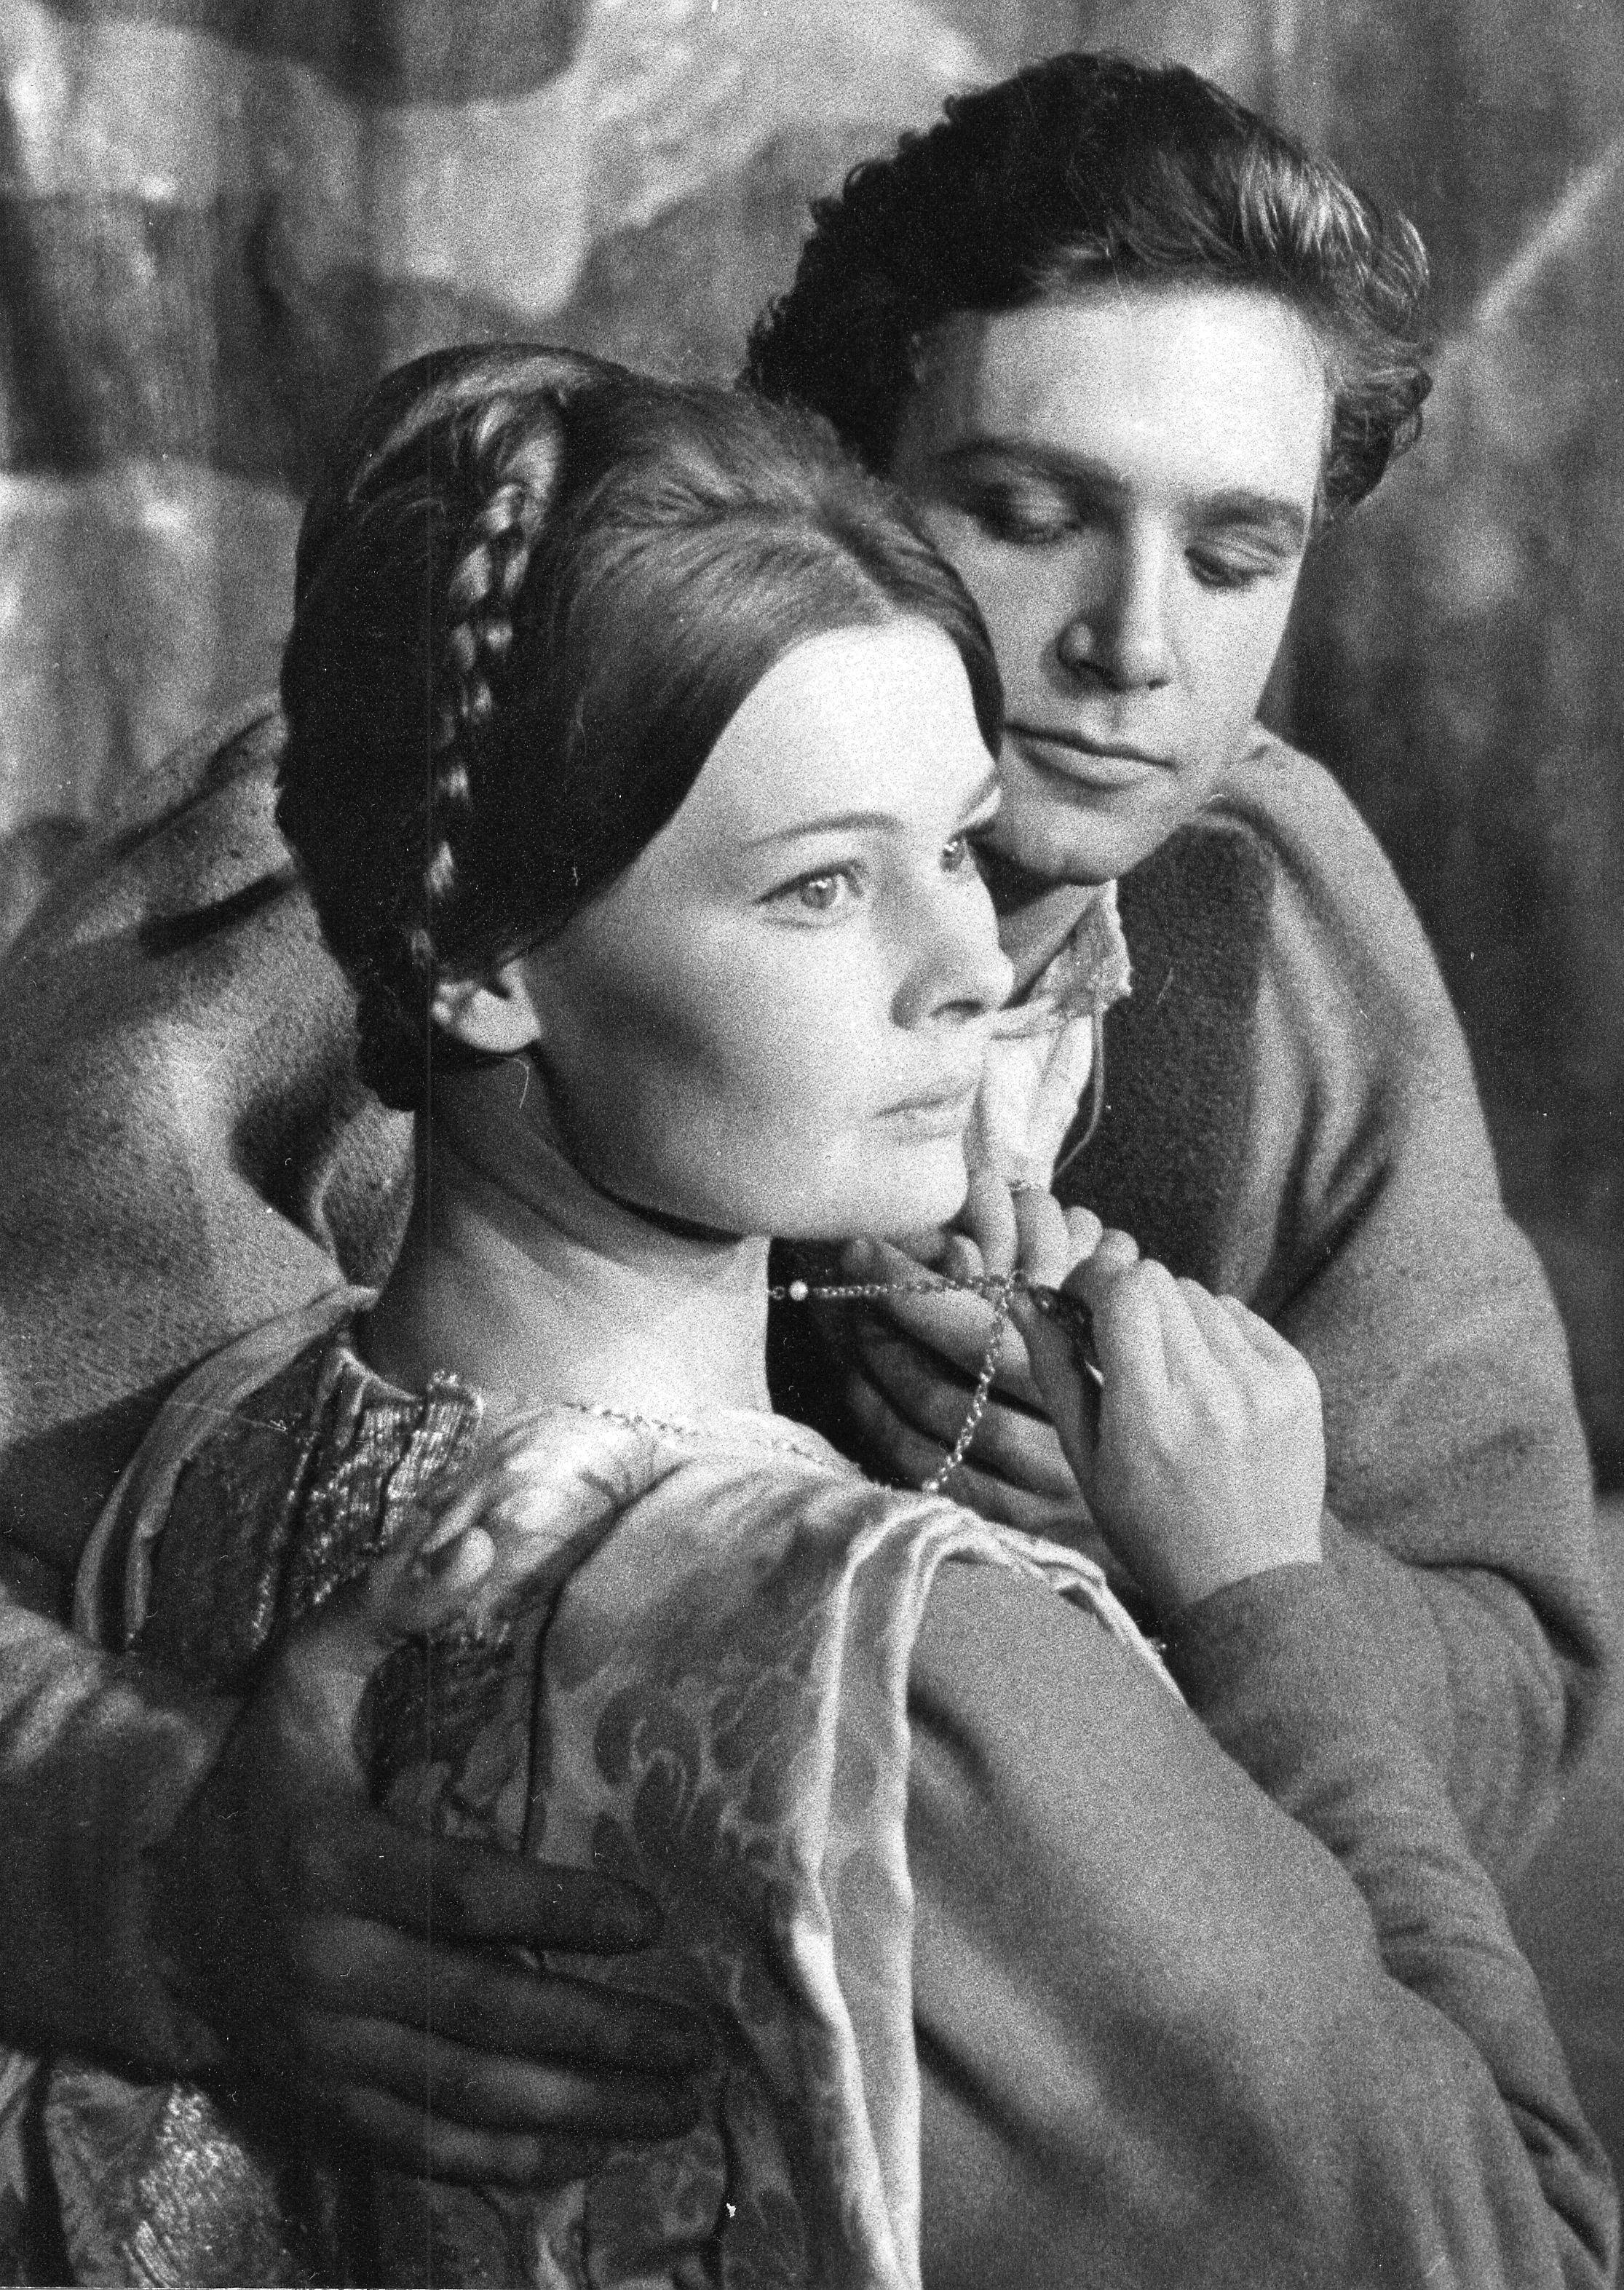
top-left (363, 1069), bottom-right (772, 1422)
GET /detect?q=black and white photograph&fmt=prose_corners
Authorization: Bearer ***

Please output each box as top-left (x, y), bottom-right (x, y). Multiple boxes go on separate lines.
top-left (0, 2), bottom-right (1620, 2282)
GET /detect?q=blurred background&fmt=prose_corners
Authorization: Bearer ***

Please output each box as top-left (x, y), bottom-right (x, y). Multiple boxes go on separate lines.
top-left (1, 0), bottom-right (1619, 1486)
top-left (1, 0), bottom-right (1620, 2165)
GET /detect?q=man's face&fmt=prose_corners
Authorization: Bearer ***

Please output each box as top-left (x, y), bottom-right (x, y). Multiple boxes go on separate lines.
top-left (889, 284), bottom-right (1329, 884)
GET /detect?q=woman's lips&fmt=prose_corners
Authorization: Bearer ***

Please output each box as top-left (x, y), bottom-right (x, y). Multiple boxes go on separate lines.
top-left (878, 1079), bottom-right (981, 1137)
top-left (1005, 724), bottom-right (1171, 791)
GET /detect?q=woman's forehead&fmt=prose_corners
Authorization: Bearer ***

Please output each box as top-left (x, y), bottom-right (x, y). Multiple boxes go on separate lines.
top-left (670, 622), bottom-right (992, 849)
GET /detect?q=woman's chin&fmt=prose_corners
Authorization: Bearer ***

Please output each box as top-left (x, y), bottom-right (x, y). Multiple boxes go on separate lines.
top-left (805, 1144), bottom-right (970, 1245)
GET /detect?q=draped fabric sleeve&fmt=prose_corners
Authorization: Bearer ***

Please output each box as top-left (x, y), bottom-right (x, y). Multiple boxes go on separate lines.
top-left (28, 1319), bottom-right (1165, 2289)
top-left (908, 1559), bottom-right (1616, 2290)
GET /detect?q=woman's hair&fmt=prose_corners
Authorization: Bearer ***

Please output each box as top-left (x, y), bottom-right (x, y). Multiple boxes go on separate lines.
top-left (277, 344), bottom-right (1002, 1109)
top-left (747, 52), bottom-right (1431, 520)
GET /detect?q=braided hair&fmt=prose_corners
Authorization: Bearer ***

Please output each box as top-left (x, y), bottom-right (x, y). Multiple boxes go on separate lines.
top-left (277, 344), bottom-right (1002, 1109)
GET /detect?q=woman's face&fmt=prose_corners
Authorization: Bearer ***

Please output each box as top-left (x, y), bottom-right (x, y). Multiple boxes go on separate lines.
top-left (515, 619), bottom-right (1013, 1239)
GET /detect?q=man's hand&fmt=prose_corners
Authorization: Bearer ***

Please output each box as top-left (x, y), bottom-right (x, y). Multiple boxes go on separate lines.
top-left (1016, 1250), bottom-right (1327, 1617)
top-left (833, 1177), bottom-right (1105, 1543)
top-left (148, 1422), bottom-right (712, 2186)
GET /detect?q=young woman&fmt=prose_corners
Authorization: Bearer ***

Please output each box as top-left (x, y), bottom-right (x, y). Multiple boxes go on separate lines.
top-left (21, 346), bottom-right (1611, 2288)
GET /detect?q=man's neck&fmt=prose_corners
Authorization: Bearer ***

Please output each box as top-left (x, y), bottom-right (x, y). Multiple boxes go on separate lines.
top-left (363, 1075), bottom-right (772, 1423)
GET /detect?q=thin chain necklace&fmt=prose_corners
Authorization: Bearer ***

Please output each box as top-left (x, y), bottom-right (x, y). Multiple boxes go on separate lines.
top-left (768, 1267), bottom-right (1098, 1495)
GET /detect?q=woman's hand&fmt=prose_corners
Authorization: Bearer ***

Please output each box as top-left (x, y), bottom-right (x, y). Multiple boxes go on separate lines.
top-left (147, 1419), bottom-right (712, 2185)
top-left (1014, 1248), bottom-right (1327, 1617)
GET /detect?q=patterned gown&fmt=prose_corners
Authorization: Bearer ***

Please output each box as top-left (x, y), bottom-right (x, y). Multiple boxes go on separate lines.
top-left (25, 1290), bottom-right (1168, 2289)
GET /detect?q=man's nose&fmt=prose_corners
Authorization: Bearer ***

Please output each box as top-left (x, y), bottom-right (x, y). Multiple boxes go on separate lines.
top-left (1055, 532), bottom-right (1174, 693)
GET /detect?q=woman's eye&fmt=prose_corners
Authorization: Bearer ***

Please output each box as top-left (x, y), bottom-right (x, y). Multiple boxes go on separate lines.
top-left (767, 865), bottom-right (863, 918)
top-left (941, 833), bottom-right (985, 878)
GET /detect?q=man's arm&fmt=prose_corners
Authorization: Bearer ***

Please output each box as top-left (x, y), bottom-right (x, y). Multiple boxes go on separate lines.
top-left (1203, 742), bottom-right (1609, 1879)
top-left (0, 1540), bottom-right (708, 2178)
top-left (0, 1555), bottom-right (229, 2069)
top-left (814, 740), bottom-right (1609, 1885)
top-left (0, 701), bottom-right (413, 1572)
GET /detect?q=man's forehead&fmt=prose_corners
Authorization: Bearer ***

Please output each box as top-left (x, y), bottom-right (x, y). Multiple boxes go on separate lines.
top-left (893, 285), bottom-right (1330, 505)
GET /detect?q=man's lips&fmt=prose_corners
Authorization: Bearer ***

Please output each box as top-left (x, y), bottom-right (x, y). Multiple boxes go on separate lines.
top-left (1005, 722), bottom-right (1173, 788)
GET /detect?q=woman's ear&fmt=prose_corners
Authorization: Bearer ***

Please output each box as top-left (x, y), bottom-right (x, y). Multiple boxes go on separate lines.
top-left (431, 959), bottom-right (544, 1055)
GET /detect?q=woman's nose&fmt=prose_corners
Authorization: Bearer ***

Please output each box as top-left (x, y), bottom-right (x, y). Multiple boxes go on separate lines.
top-left (1055, 533), bottom-right (1174, 694)
top-left (892, 884), bottom-right (1014, 1033)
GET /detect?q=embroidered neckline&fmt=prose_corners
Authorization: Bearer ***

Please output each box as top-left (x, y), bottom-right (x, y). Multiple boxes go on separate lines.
top-left (336, 1332), bottom-right (850, 1475)
top-left (547, 1395), bottom-right (851, 1469)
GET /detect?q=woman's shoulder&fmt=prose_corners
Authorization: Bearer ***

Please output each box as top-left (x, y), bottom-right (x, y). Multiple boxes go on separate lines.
top-left (79, 1291), bottom-right (480, 1677)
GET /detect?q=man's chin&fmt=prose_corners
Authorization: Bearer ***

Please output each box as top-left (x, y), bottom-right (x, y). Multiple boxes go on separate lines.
top-left (988, 805), bottom-right (1166, 887)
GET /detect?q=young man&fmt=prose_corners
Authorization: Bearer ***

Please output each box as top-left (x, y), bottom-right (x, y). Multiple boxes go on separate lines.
top-left (748, 52), bottom-right (1608, 1883)
top-left (0, 51), bottom-right (1607, 2233)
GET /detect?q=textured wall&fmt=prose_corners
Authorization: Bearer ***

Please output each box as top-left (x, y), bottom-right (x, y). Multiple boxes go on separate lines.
top-left (1, 0), bottom-right (1620, 1467)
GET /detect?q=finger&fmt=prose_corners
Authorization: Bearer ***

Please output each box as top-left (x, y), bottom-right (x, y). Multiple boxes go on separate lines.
top-left (855, 1304), bottom-right (1041, 1418)
top-left (887, 1364), bottom-right (1079, 1497)
top-left (1061, 1205), bottom-right (1104, 1267)
top-left (841, 1226), bottom-right (944, 1275)
top-left (842, 1355), bottom-right (1081, 1520)
top-left (1010, 1186), bottom-right (1072, 1287)
top-left (1216, 1292), bottom-right (1313, 1366)
top-left (1012, 1297), bottom-right (1101, 1496)
top-left (1131, 1265), bottom-right (1231, 1392)
top-left (935, 1229), bottom-right (986, 1286)
top-left (304, 2012), bottom-right (707, 2142)
top-left (295, 1917), bottom-right (714, 2076)
top-left (1174, 1279), bottom-right (1261, 1371)
top-left (1187, 1290), bottom-right (1320, 1414)
top-left (955, 1166), bottom-right (1018, 1277)
top-left (1090, 1262), bottom-right (1173, 1408)
top-left (840, 1235), bottom-right (960, 1291)
top-left (324, 1814), bottom-right (668, 1958)
top-left (323, 2083), bottom-right (615, 2187)
top-left (843, 1366), bottom-right (1077, 1517)
top-left (882, 1288), bottom-right (1019, 1382)
top-left (1065, 1227), bottom-right (1141, 1310)
top-left (944, 1390), bottom-right (1077, 1496)
top-left (1159, 1276), bottom-right (1287, 1405)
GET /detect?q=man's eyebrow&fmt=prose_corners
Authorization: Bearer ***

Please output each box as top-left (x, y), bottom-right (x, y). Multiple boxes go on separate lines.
top-left (930, 439), bottom-right (1309, 545)
top-left (742, 772), bottom-right (1001, 852)
top-left (1192, 489), bottom-right (1310, 547)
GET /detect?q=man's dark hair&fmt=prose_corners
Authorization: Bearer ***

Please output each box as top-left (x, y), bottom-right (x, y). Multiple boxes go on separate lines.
top-left (748, 53), bottom-right (1430, 520)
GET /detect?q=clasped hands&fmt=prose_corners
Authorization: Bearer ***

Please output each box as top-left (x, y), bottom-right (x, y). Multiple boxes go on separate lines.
top-left (838, 1169), bottom-right (1328, 1618)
